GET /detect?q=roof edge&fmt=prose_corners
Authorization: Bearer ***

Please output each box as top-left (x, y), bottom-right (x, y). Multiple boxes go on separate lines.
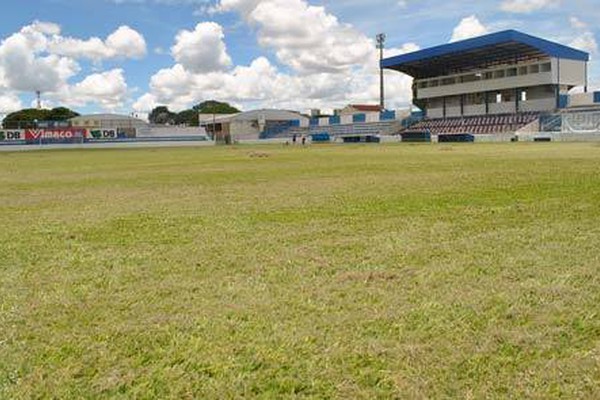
top-left (382, 30), bottom-right (589, 74)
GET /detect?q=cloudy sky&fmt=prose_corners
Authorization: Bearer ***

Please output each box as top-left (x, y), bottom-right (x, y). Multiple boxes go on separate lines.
top-left (0, 0), bottom-right (597, 118)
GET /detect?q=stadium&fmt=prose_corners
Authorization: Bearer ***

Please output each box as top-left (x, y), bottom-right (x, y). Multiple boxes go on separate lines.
top-left (2, 30), bottom-right (600, 147)
top-left (383, 29), bottom-right (600, 142)
top-left (3, 23), bottom-right (600, 400)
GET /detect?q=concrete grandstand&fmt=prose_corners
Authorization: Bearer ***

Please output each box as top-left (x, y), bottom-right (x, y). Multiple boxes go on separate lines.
top-left (199, 109), bottom-right (308, 142)
top-left (382, 30), bottom-right (600, 141)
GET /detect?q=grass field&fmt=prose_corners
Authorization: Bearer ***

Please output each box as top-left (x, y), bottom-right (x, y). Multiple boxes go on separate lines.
top-left (1, 143), bottom-right (600, 398)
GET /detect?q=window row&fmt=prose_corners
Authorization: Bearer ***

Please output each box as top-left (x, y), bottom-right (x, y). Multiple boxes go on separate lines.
top-left (417, 62), bottom-right (552, 89)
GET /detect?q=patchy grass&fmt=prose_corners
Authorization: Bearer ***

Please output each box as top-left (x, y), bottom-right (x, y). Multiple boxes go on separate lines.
top-left (1, 143), bottom-right (600, 398)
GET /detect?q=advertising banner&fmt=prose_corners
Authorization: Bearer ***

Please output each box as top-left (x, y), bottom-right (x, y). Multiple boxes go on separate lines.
top-left (87, 129), bottom-right (118, 140)
top-left (0, 130), bottom-right (25, 141)
top-left (25, 128), bottom-right (87, 141)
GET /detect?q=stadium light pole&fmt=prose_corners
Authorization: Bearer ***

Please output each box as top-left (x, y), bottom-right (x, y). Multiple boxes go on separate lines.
top-left (376, 33), bottom-right (386, 110)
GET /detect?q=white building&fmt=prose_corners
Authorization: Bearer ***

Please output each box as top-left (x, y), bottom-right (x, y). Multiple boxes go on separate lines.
top-left (70, 114), bottom-right (148, 130)
top-left (200, 109), bottom-right (309, 141)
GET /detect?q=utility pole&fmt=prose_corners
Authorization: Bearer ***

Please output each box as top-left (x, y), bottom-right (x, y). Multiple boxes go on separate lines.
top-left (376, 33), bottom-right (386, 110)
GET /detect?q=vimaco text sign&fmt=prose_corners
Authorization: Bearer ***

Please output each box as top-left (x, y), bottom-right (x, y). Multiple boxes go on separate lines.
top-left (0, 130), bottom-right (25, 141)
top-left (25, 128), bottom-right (86, 142)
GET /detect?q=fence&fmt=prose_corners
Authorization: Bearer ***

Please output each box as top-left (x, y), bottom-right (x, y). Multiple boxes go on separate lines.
top-left (0, 127), bottom-right (212, 147)
top-left (537, 110), bottom-right (600, 138)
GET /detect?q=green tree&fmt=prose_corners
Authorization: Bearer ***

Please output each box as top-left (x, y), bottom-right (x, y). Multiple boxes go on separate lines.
top-left (47, 107), bottom-right (79, 121)
top-left (175, 109), bottom-right (200, 127)
top-left (2, 107), bottom-right (79, 129)
top-left (193, 100), bottom-right (240, 115)
top-left (148, 102), bottom-right (240, 127)
top-left (149, 106), bottom-right (177, 125)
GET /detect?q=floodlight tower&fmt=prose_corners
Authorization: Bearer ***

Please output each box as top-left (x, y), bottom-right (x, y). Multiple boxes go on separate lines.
top-left (376, 33), bottom-right (386, 110)
top-left (36, 90), bottom-right (42, 110)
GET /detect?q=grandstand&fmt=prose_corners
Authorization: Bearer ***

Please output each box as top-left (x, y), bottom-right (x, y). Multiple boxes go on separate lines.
top-left (199, 109), bottom-right (309, 141)
top-left (382, 30), bottom-right (592, 140)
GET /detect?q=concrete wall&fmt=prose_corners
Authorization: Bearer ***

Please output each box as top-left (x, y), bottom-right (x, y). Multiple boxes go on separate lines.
top-left (366, 112), bottom-right (381, 123)
top-left (416, 58), bottom-right (586, 100)
top-left (230, 120), bottom-right (260, 139)
top-left (570, 93), bottom-right (594, 107)
top-left (464, 105), bottom-right (486, 116)
top-left (340, 115), bottom-right (354, 125)
top-left (554, 58), bottom-right (587, 87)
top-left (71, 118), bottom-right (147, 130)
top-left (520, 98), bottom-right (555, 112)
top-left (428, 108), bottom-right (444, 118)
top-left (517, 132), bottom-right (600, 142)
top-left (489, 102), bottom-right (516, 114)
top-left (446, 106), bottom-right (461, 117)
top-left (139, 126), bottom-right (207, 137)
top-left (417, 59), bottom-right (554, 99)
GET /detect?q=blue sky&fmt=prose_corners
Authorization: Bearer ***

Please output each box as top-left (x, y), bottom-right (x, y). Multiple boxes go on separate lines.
top-left (0, 0), bottom-right (597, 117)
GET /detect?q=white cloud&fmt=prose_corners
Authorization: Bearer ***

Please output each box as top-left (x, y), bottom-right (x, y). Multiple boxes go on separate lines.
top-left (500, 0), bottom-right (560, 14)
top-left (69, 69), bottom-right (129, 110)
top-left (0, 21), bottom-right (142, 112)
top-left (0, 28), bottom-right (80, 92)
top-left (48, 25), bottom-right (147, 61)
top-left (134, 12), bottom-right (417, 114)
top-left (216, 0), bottom-right (373, 74)
top-left (0, 92), bottom-right (23, 114)
top-left (569, 19), bottom-right (598, 56)
top-left (127, 0), bottom-right (417, 114)
top-left (450, 16), bottom-right (488, 42)
top-left (133, 92), bottom-right (158, 113)
top-left (172, 22), bottom-right (232, 73)
top-left (570, 32), bottom-right (598, 55)
top-left (570, 17), bottom-right (587, 30)
top-left (105, 26), bottom-right (147, 59)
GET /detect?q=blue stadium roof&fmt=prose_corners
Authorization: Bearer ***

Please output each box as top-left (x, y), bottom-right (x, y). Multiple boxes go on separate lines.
top-left (382, 30), bottom-right (589, 79)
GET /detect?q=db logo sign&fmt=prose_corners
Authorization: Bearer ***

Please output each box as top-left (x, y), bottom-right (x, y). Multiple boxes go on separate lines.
top-left (0, 130), bottom-right (24, 141)
top-left (89, 129), bottom-right (118, 140)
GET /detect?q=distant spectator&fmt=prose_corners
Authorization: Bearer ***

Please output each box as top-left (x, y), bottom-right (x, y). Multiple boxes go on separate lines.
top-left (292, 134), bottom-right (297, 144)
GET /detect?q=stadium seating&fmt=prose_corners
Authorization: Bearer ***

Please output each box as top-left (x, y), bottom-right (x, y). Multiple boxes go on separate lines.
top-left (267, 120), bottom-right (403, 140)
top-left (401, 112), bottom-right (539, 135)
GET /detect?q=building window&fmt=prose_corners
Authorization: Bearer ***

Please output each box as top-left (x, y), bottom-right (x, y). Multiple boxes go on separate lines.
top-left (507, 68), bottom-right (518, 77)
top-left (484, 72), bottom-right (494, 80)
top-left (521, 90), bottom-right (528, 102)
top-left (496, 93), bottom-right (502, 103)
top-left (530, 64), bottom-right (540, 74)
top-left (519, 66), bottom-right (528, 75)
top-left (541, 62), bottom-right (551, 72)
top-left (495, 70), bottom-right (505, 79)
top-left (466, 93), bottom-right (484, 105)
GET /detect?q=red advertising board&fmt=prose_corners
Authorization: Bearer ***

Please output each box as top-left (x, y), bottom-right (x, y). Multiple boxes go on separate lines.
top-left (25, 128), bottom-right (87, 141)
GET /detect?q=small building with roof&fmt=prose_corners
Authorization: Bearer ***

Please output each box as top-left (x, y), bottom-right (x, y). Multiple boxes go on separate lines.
top-left (337, 105), bottom-right (385, 116)
top-left (70, 113), bottom-right (149, 130)
top-left (199, 109), bottom-right (309, 141)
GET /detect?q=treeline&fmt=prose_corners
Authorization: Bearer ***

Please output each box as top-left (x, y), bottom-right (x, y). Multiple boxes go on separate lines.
top-left (1, 100), bottom-right (241, 129)
top-left (149, 101), bottom-right (240, 126)
top-left (2, 107), bottom-right (79, 129)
